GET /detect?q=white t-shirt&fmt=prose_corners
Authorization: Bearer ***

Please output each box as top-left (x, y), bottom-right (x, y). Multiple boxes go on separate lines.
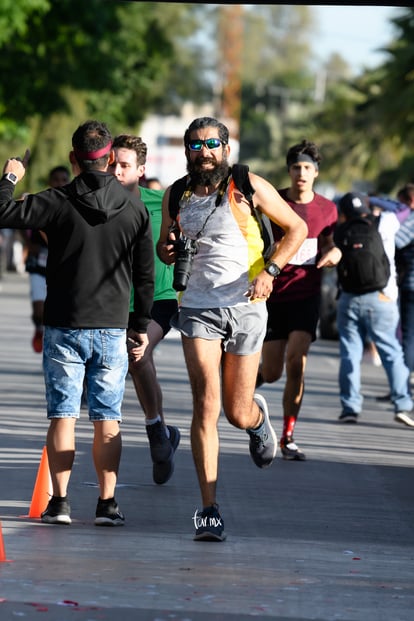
top-left (378, 211), bottom-right (400, 301)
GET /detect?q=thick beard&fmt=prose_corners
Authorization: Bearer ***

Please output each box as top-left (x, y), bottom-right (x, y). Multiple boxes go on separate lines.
top-left (187, 155), bottom-right (230, 187)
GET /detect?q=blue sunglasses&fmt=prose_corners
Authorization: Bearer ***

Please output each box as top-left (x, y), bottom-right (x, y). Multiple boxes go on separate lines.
top-left (187, 138), bottom-right (226, 151)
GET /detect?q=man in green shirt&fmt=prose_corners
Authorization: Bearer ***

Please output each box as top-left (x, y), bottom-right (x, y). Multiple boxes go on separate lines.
top-left (110, 134), bottom-right (180, 485)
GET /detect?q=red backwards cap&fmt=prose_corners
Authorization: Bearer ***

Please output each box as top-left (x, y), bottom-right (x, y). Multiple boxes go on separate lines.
top-left (73, 141), bottom-right (112, 161)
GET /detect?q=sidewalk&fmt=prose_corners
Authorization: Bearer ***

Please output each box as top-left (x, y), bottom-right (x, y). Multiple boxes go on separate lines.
top-left (0, 272), bottom-right (413, 620)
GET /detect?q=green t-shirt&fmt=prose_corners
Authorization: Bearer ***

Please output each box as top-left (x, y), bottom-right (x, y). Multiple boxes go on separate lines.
top-left (129, 186), bottom-right (176, 312)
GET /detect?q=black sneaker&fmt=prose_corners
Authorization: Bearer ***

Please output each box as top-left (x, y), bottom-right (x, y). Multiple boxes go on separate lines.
top-left (146, 421), bottom-right (180, 485)
top-left (41, 496), bottom-right (71, 525)
top-left (376, 393), bottom-right (391, 402)
top-left (246, 394), bottom-right (277, 468)
top-left (94, 497), bottom-right (125, 526)
top-left (339, 411), bottom-right (359, 423)
top-left (280, 436), bottom-right (306, 461)
top-left (193, 504), bottom-right (226, 542)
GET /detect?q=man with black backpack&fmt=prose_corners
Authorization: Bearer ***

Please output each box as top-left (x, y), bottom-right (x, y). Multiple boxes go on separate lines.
top-left (157, 116), bottom-right (307, 541)
top-left (334, 192), bottom-right (413, 425)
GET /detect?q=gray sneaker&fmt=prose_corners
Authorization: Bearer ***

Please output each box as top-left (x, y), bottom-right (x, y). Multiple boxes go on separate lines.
top-left (146, 421), bottom-right (180, 485)
top-left (246, 394), bottom-right (277, 468)
top-left (395, 411), bottom-right (414, 427)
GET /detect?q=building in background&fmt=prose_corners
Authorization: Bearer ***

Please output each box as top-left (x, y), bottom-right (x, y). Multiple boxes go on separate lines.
top-left (140, 103), bottom-right (240, 188)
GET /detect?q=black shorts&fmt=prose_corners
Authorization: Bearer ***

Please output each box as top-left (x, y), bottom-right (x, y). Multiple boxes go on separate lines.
top-left (265, 294), bottom-right (321, 342)
top-left (129, 299), bottom-right (178, 337)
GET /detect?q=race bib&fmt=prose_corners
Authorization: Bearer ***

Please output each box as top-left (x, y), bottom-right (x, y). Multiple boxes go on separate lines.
top-left (288, 238), bottom-right (318, 265)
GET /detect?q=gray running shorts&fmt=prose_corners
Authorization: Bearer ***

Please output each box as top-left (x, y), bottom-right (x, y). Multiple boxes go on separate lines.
top-left (171, 303), bottom-right (267, 355)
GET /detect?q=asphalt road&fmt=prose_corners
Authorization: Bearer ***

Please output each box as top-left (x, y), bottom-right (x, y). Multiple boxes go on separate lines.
top-left (0, 272), bottom-right (413, 621)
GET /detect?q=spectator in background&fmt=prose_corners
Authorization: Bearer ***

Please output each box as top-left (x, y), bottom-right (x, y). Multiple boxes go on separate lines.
top-left (368, 184), bottom-right (414, 375)
top-left (145, 177), bottom-right (163, 190)
top-left (139, 175), bottom-right (163, 190)
top-left (369, 183), bottom-right (414, 225)
top-left (0, 229), bottom-right (10, 280)
top-left (395, 186), bottom-right (414, 389)
top-left (24, 165), bottom-right (71, 353)
top-left (1, 228), bottom-right (26, 274)
top-left (335, 192), bottom-right (413, 426)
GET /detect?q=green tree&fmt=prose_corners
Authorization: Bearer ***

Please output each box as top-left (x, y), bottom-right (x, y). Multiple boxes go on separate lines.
top-left (238, 5), bottom-right (319, 183)
top-left (309, 7), bottom-right (414, 194)
top-left (365, 7), bottom-right (414, 188)
top-left (0, 1), bottom-right (211, 190)
top-left (0, 0), bottom-right (49, 45)
top-left (241, 5), bottom-right (316, 85)
top-left (0, 1), bottom-right (206, 127)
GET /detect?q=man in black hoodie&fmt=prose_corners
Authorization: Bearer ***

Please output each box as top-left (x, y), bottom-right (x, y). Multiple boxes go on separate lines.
top-left (0, 120), bottom-right (154, 526)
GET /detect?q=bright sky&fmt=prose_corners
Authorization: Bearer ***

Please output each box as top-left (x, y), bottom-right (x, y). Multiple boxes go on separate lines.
top-left (314, 5), bottom-right (404, 73)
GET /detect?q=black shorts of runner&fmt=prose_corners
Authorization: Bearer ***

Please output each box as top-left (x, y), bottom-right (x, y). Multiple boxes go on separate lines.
top-left (265, 294), bottom-right (321, 342)
top-left (129, 299), bottom-right (178, 338)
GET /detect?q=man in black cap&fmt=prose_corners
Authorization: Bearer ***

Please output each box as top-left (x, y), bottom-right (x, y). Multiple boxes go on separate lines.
top-left (334, 192), bottom-right (413, 426)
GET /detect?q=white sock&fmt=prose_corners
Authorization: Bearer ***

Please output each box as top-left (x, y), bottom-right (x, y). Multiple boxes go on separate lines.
top-left (145, 416), bottom-right (169, 438)
top-left (145, 415), bottom-right (161, 426)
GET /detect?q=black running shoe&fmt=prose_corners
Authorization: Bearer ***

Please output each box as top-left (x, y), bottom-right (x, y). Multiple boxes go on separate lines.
top-left (41, 496), bottom-right (71, 525)
top-left (338, 411), bottom-right (359, 424)
top-left (147, 421), bottom-right (180, 485)
top-left (376, 393), bottom-right (391, 402)
top-left (193, 504), bottom-right (226, 542)
top-left (280, 436), bottom-right (306, 461)
top-left (95, 497), bottom-right (125, 526)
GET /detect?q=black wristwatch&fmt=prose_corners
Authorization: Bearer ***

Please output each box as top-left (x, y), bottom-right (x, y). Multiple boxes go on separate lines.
top-left (2, 172), bottom-right (18, 185)
top-left (264, 261), bottom-right (281, 279)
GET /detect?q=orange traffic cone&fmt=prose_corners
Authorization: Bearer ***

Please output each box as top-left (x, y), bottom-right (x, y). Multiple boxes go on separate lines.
top-left (28, 446), bottom-right (53, 518)
top-left (0, 521), bottom-right (11, 562)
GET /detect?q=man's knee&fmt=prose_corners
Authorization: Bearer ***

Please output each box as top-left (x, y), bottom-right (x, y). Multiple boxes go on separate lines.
top-left (286, 356), bottom-right (306, 381)
top-left (261, 366), bottom-right (283, 383)
top-left (224, 398), bottom-right (258, 429)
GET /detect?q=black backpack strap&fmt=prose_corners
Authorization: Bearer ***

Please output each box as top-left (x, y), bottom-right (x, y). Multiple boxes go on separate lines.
top-left (231, 163), bottom-right (255, 203)
top-left (168, 175), bottom-right (190, 221)
top-left (170, 165), bottom-right (255, 219)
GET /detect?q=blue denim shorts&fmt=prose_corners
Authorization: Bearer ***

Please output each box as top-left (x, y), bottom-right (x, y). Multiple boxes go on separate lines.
top-left (43, 327), bottom-right (128, 421)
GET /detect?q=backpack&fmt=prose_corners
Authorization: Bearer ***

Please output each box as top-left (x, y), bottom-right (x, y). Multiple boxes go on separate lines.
top-left (334, 215), bottom-right (390, 294)
top-left (168, 164), bottom-right (274, 260)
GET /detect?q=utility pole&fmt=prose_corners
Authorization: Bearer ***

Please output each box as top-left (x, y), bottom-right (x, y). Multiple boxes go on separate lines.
top-left (217, 4), bottom-right (243, 140)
